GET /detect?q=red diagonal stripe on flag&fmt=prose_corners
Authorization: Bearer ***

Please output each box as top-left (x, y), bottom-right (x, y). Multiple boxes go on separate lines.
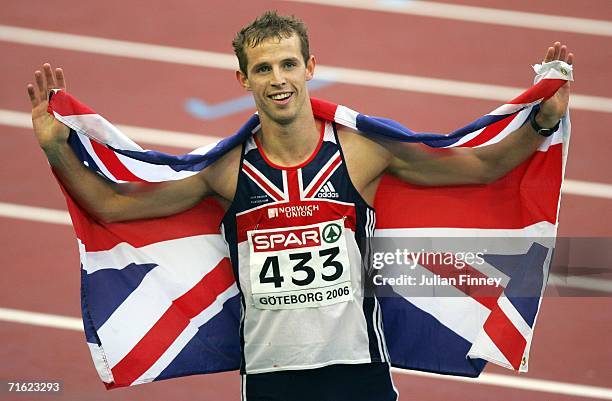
top-left (110, 258), bottom-right (235, 386)
top-left (420, 257), bottom-right (526, 369)
top-left (483, 307), bottom-right (527, 369)
top-left (90, 140), bottom-right (146, 182)
top-left (507, 78), bottom-right (566, 104)
top-left (418, 257), bottom-right (504, 310)
top-left (459, 113), bottom-right (516, 148)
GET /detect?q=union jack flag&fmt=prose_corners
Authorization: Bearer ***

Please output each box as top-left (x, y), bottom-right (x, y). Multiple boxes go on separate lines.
top-left (48, 61), bottom-right (572, 388)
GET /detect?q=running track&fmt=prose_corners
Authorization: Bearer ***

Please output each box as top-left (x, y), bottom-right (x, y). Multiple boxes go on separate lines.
top-left (0, 1), bottom-right (611, 400)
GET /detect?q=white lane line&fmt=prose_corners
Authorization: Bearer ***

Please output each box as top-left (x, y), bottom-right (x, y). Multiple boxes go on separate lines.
top-left (0, 307), bottom-right (82, 331)
top-left (392, 368), bottom-right (612, 400)
top-left (0, 202), bottom-right (70, 225)
top-left (3, 109), bottom-right (611, 200)
top-left (316, 65), bottom-right (612, 113)
top-left (1, 201), bottom-right (612, 294)
top-left (563, 179), bottom-right (612, 200)
top-left (1, 24), bottom-right (611, 113)
top-left (549, 274), bottom-right (612, 294)
top-left (282, 0), bottom-right (612, 37)
top-left (1, 306), bottom-right (611, 399)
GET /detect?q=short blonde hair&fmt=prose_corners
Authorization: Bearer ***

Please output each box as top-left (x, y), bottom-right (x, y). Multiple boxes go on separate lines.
top-left (232, 11), bottom-right (310, 75)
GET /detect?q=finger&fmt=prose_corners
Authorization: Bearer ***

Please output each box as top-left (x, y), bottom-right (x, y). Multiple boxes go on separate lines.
top-left (55, 68), bottom-right (66, 89)
top-left (34, 70), bottom-right (46, 102)
top-left (552, 42), bottom-right (561, 60)
top-left (43, 63), bottom-right (56, 90)
top-left (27, 84), bottom-right (38, 107)
top-left (559, 45), bottom-right (567, 62)
top-left (567, 52), bottom-right (574, 65)
top-left (543, 46), bottom-right (554, 63)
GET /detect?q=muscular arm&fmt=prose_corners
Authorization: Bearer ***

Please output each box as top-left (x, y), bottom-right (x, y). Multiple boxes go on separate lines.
top-left (342, 42), bottom-right (573, 193)
top-left (385, 120), bottom-right (548, 186)
top-left (387, 42), bottom-right (573, 186)
top-left (48, 143), bottom-right (211, 222)
top-left (28, 63), bottom-right (214, 223)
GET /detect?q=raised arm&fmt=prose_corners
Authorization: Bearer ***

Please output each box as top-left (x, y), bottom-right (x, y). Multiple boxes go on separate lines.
top-left (386, 42), bottom-right (573, 186)
top-left (27, 63), bottom-right (213, 223)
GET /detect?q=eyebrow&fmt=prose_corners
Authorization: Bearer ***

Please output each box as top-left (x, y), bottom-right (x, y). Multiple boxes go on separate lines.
top-left (281, 57), bottom-right (300, 64)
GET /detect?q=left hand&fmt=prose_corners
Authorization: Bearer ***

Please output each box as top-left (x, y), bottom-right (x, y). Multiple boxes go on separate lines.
top-left (537, 42), bottom-right (574, 128)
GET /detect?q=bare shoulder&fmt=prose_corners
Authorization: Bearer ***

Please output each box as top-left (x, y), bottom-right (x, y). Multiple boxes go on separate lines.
top-left (336, 125), bottom-right (391, 193)
top-left (201, 144), bottom-right (242, 203)
top-left (336, 124), bottom-right (391, 158)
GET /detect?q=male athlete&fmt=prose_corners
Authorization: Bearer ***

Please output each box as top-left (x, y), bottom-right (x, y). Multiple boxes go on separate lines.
top-left (28, 11), bottom-right (573, 401)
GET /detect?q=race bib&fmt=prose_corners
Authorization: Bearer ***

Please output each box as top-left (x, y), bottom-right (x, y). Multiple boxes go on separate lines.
top-left (247, 219), bottom-right (353, 310)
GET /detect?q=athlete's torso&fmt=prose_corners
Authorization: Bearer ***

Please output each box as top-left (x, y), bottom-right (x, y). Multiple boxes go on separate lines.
top-left (221, 120), bottom-right (388, 374)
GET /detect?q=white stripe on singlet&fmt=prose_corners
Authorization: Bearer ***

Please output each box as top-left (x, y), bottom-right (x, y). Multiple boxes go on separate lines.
top-left (365, 209), bottom-right (386, 361)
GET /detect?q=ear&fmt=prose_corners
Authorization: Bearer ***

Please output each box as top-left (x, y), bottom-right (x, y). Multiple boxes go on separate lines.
top-left (305, 55), bottom-right (316, 81)
top-left (236, 70), bottom-right (251, 91)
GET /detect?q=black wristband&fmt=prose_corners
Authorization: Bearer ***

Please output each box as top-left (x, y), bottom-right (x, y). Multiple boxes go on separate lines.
top-left (528, 106), bottom-right (560, 137)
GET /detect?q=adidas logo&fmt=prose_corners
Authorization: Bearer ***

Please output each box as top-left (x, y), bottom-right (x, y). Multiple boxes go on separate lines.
top-left (316, 182), bottom-right (339, 198)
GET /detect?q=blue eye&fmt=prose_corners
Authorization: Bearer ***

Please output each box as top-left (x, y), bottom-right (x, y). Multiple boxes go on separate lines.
top-left (256, 65), bottom-right (271, 73)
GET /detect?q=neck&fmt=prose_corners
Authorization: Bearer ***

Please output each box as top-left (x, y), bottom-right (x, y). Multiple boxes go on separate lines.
top-left (257, 105), bottom-right (321, 167)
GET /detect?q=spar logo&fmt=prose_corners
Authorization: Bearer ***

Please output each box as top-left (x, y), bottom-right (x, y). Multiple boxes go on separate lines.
top-left (252, 227), bottom-right (321, 252)
top-left (322, 223), bottom-right (342, 243)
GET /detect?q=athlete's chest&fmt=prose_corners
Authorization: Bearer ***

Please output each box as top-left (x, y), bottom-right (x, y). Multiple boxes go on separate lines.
top-left (234, 137), bottom-right (360, 229)
top-left (224, 127), bottom-right (374, 312)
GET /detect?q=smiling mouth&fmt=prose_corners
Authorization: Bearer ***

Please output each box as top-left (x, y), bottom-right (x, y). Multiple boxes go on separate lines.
top-left (268, 92), bottom-right (293, 103)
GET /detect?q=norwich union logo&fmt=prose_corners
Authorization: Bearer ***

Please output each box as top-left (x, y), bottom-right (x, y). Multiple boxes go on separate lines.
top-left (322, 223), bottom-right (342, 243)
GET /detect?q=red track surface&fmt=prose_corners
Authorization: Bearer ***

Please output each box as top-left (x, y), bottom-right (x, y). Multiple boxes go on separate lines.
top-left (1, 1), bottom-right (611, 400)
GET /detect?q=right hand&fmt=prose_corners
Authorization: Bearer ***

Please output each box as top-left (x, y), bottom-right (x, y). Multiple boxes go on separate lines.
top-left (537, 42), bottom-right (574, 128)
top-left (27, 63), bottom-right (70, 152)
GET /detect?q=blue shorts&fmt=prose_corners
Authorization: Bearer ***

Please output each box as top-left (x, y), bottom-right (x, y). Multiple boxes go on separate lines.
top-left (241, 362), bottom-right (398, 401)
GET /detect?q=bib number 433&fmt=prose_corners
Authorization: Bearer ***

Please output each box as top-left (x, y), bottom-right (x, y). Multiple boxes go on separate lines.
top-left (260, 247), bottom-right (343, 287)
top-left (248, 220), bottom-right (353, 310)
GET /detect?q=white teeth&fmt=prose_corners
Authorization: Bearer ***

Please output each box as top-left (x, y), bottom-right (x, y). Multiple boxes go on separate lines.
top-left (270, 93), bottom-right (291, 100)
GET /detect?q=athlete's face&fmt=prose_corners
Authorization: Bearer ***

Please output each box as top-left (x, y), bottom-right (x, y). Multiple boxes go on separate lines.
top-left (236, 34), bottom-right (315, 126)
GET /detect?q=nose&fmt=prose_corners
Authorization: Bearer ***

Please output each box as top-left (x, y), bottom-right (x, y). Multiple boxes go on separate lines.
top-left (270, 66), bottom-right (287, 87)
